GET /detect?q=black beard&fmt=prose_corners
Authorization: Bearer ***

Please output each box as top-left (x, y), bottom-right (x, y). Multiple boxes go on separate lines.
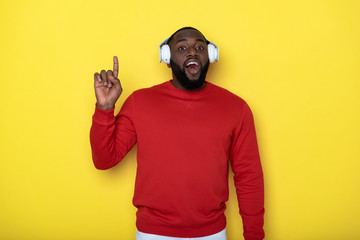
top-left (170, 59), bottom-right (209, 90)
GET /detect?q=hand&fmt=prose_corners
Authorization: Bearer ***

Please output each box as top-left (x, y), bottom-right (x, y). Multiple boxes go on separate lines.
top-left (94, 56), bottom-right (122, 111)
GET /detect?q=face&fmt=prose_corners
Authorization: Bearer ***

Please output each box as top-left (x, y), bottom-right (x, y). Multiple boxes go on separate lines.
top-left (168, 29), bottom-right (210, 90)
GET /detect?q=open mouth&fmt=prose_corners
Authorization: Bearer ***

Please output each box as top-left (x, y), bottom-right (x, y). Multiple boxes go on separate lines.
top-left (185, 61), bottom-right (200, 75)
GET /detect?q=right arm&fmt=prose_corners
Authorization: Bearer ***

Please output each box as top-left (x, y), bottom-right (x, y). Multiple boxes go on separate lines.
top-left (90, 56), bottom-right (137, 170)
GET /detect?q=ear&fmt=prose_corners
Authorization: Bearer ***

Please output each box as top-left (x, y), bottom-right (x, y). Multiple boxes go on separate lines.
top-left (160, 44), bottom-right (171, 64)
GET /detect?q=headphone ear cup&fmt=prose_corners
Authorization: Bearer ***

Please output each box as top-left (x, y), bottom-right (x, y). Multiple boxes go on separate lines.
top-left (160, 44), bottom-right (171, 64)
top-left (207, 43), bottom-right (218, 63)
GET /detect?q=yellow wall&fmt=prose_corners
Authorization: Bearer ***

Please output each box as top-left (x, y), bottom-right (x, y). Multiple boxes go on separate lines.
top-left (1, 0), bottom-right (359, 239)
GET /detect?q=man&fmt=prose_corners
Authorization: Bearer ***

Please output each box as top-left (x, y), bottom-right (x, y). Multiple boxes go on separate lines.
top-left (90, 27), bottom-right (264, 240)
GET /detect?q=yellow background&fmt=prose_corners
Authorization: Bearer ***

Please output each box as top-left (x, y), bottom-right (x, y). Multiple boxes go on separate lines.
top-left (1, 0), bottom-right (359, 239)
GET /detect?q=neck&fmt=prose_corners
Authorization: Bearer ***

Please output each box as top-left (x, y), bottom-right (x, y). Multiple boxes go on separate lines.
top-left (171, 77), bottom-right (206, 92)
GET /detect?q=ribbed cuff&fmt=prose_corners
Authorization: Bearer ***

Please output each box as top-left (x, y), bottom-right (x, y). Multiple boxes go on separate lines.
top-left (92, 104), bottom-right (115, 125)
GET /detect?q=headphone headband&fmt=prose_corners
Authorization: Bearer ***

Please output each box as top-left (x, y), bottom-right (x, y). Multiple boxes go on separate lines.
top-left (159, 38), bottom-right (219, 64)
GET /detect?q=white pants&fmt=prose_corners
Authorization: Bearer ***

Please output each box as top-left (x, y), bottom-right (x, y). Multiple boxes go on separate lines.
top-left (135, 228), bottom-right (227, 240)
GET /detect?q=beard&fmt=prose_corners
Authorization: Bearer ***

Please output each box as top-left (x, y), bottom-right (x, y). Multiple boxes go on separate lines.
top-left (170, 59), bottom-right (210, 90)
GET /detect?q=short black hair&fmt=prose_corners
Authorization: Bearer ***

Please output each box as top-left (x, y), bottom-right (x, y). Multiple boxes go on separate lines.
top-left (167, 27), bottom-right (209, 45)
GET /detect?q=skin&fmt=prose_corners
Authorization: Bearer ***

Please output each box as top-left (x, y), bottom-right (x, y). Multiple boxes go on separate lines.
top-left (167, 29), bottom-right (209, 91)
top-left (94, 29), bottom-right (209, 110)
top-left (93, 56), bottom-right (122, 111)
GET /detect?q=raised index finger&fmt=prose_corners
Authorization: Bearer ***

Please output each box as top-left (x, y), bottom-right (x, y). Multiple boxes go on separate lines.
top-left (113, 56), bottom-right (119, 78)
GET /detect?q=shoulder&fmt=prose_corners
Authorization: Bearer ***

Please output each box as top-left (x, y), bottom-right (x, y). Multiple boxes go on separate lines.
top-left (133, 82), bottom-right (168, 96)
top-left (206, 82), bottom-right (256, 121)
top-left (207, 82), bottom-right (247, 107)
top-left (127, 82), bottom-right (169, 106)
top-left (208, 83), bottom-right (257, 126)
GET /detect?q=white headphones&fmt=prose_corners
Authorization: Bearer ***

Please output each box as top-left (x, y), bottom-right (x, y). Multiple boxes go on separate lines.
top-left (159, 37), bottom-right (219, 64)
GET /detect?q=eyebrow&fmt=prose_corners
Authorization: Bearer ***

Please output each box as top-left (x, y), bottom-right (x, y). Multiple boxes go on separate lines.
top-left (176, 38), bottom-right (206, 43)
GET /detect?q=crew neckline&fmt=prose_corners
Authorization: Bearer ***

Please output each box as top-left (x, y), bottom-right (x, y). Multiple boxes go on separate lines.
top-left (166, 80), bottom-right (211, 98)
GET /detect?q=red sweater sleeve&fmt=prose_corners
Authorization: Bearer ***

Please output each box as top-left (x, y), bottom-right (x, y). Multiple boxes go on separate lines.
top-left (229, 102), bottom-right (265, 240)
top-left (90, 94), bottom-right (137, 170)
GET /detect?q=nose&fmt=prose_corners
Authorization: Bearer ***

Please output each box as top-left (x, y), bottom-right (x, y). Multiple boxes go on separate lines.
top-left (186, 46), bottom-right (198, 58)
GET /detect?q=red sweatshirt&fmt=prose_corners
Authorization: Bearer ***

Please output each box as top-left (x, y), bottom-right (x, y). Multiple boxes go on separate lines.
top-left (90, 81), bottom-right (264, 240)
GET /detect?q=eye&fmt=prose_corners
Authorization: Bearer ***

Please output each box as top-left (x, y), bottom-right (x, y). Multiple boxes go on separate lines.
top-left (196, 45), bottom-right (204, 50)
top-left (178, 46), bottom-right (186, 51)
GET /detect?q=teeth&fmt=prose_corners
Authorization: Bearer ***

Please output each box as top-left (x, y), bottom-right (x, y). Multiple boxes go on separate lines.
top-left (186, 61), bottom-right (199, 66)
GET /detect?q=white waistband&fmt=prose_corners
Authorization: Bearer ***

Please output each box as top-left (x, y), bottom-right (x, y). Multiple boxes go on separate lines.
top-left (135, 228), bottom-right (227, 240)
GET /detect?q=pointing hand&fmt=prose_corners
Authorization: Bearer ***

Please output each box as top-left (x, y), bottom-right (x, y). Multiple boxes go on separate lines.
top-left (94, 56), bottom-right (122, 111)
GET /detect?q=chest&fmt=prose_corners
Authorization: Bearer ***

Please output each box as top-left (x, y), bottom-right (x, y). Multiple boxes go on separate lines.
top-left (133, 96), bottom-right (239, 148)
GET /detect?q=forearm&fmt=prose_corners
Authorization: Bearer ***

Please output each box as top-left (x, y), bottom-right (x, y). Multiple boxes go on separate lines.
top-left (90, 103), bottom-right (137, 170)
top-left (90, 106), bottom-right (119, 170)
top-left (235, 166), bottom-right (264, 240)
